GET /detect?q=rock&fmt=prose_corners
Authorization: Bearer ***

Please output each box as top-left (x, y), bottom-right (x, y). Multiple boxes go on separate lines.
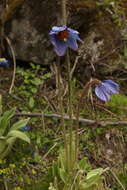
top-left (3, 0), bottom-right (121, 67)
top-left (69, 9), bottom-right (121, 80)
top-left (5, 0), bottom-right (58, 64)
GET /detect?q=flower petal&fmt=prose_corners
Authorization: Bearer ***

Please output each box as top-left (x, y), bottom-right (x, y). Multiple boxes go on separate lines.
top-left (95, 85), bottom-right (110, 102)
top-left (68, 28), bottom-right (83, 42)
top-left (54, 40), bottom-right (67, 56)
top-left (67, 39), bottom-right (78, 50)
top-left (103, 80), bottom-right (119, 93)
top-left (0, 58), bottom-right (9, 67)
top-left (49, 34), bottom-right (57, 46)
top-left (50, 26), bottom-right (67, 34)
top-left (103, 83), bottom-right (118, 94)
top-left (21, 125), bottom-right (31, 131)
top-left (49, 33), bottom-right (67, 56)
top-left (49, 26), bottom-right (83, 56)
top-left (67, 28), bottom-right (82, 50)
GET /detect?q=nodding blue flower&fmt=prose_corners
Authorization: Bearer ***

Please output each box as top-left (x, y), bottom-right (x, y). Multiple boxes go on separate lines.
top-left (21, 125), bottom-right (31, 132)
top-left (95, 80), bottom-right (119, 102)
top-left (49, 26), bottom-right (82, 56)
top-left (0, 58), bottom-right (9, 67)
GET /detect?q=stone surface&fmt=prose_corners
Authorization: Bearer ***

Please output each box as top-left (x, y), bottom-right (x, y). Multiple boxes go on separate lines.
top-left (5, 0), bottom-right (58, 64)
top-left (4, 0), bottom-right (121, 66)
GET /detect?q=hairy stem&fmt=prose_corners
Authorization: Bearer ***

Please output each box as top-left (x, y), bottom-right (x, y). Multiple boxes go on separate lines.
top-left (66, 50), bottom-right (73, 171)
top-left (61, 0), bottom-right (67, 25)
top-left (75, 79), bottom-right (100, 162)
top-left (57, 57), bottom-right (69, 171)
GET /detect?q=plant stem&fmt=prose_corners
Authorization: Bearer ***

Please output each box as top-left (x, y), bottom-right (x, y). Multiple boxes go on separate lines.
top-left (66, 50), bottom-right (73, 171)
top-left (61, 0), bottom-right (67, 25)
top-left (110, 169), bottom-right (125, 190)
top-left (5, 36), bottom-right (16, 94)
top-left (57, 57), bottom-right (69, 172)
top-left (0, 95), bottom-right (2, 116)
top-left (75, 79), bottom-right (100, 163)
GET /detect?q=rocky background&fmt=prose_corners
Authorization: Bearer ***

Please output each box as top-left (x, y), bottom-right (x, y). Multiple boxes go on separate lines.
top-left (0, 0), bottom-right (127, 81)
top-left (0, 0), bottom-right (126, 76)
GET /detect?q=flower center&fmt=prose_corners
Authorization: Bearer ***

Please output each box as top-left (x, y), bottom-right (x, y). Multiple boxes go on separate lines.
top-left (57, 30), bottom-right (69, 41)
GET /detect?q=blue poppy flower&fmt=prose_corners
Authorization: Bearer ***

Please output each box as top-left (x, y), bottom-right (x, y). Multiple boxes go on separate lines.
top-left (49, 26), bottom-right (82, 56)
top-left (95, 80), bottom-right (119, 102)
top-left (21, 125), bottom-right (31, 131)
top-left (0, 58), bottom-right (9, 67)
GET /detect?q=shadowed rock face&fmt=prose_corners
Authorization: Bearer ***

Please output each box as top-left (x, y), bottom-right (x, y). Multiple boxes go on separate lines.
top-left (4, 0), bottom-right (121, 67)
top-left (6, 0), bottom-right (58, 64)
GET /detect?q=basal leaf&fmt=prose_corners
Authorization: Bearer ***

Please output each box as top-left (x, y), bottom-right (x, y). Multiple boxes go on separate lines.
top-left (0, 108), bottom-right (16, 136)
top-left (11, 118), bottom-right (30, 131)
top-left (7, 130), bottom-right (30, 143)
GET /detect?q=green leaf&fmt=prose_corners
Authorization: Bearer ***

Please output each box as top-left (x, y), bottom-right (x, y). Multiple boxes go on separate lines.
top-left (29, 97), bottom-right (35, 108)
top-left (52, 161), bottom-right (59, 178)
top-left (31, 88), bottom-right (37, 93)
top-left (7, 130), bottom-right (30, 143)
top-left (6, 136), bottom-right (16, 145)
top-left (0, 143), bottom-right (14, 160)
top-left (124, 46), bottom-right (127, 58)
top-left (59, 168), bottom-right (67, 184)
top-left (11, 118), bottom-right (30, 131)
top-left (86, 168), bottom-right (106, 180)
top-left (0, 108), bottom-right (16, 136)
top-left (0, 139), bottom-right (7, 154)
top-left (78, 157), bottom-right (91, 171)
top-left (31, 78), bottom-right (41, 85)
top-left (82, 168), bottom-right (109, 189)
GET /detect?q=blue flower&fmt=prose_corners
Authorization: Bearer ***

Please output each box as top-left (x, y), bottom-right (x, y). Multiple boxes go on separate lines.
top-left (20, 125), bottom-right (31, 131)
top-left (49, 26), bottom-right (82, 56)
top-left (0, 58), bottom-right (9, 67)
top-left (95, 80), bottom-right (119, 102)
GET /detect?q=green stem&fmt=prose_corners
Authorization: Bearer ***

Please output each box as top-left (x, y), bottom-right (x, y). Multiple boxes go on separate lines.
top-left (57, 57), bottom-right (69, 172)
top-left (66, 50), bottom-right (73, 171)
top-left (0, 95), bottom-right (2, 116)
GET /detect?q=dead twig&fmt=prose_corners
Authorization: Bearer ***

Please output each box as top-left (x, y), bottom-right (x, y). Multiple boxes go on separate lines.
top-left (5, 36), bottom-right (16, 94)
top-left (15, 112), bottom-right (127, 127)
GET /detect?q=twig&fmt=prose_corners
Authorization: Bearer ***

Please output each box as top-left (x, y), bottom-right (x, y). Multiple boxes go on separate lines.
top-left (93, 45), bottom-right (121, 65)
top-left (5, 36), bottom-right (16, 94)
top-left (110, 169), bottom-right (126, 190)
top-left (70, 55), bottom-right (80, 79)
top-left (42, 143), bottom-right (58, 160)
top-left (15, 112), bottom-right (127, 127)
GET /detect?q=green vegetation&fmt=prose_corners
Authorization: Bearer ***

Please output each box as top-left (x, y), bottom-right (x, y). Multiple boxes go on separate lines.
top-left (0, 0), bottom-right (127, 189)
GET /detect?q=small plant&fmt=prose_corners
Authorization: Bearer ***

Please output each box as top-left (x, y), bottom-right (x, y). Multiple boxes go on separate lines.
top-left (0, 96), bottom-right (30, 159)
top-left (49, 147), bottom-right (109, 190)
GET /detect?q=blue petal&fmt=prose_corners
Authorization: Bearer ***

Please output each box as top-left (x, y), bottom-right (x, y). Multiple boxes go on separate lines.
top-left (67, 39), bottom-right (78, 50)
top-left (103, 80), bottom-right (119, 93)
top-left (103, 80), bottom-right (119, 94)
top-left (67, 28), bottom-right (82, 50)
top-left (68, 28), bottom-right (83, 42)
top-left (49, 34), bottom-right (57, 46)
top-left (49, 26), bottom-right (67, 35)
top-left (0, 59), bottom-right (9, 67)
top-left (49, 33), bottom-right (67, 56)
top-left (49, 26), bottom-right (83, 56)
top-left (21, 125), bottom-right (31, 131)
top-left (54, 41), bottom-right (67, 56)
top-left (95, 85), bottom-right (111, 102)
top-left (103, 83), bottom-right (118, 94)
